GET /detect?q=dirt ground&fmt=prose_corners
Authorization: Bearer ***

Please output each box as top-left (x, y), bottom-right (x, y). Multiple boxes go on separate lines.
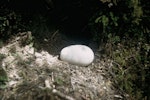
top-left (0, 31), bottom-right (124, 100)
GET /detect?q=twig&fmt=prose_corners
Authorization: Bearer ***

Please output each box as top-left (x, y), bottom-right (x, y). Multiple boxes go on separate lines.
top-left (51, 30), bottom-right (59, 40)
top-left (52, 89), bottom-right (75, 100)
top-left (44, 79), bottom-right (75, 100)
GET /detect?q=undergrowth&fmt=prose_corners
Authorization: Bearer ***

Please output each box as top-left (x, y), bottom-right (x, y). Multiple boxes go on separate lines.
top-left (89, 0), bottom-right (149, 99)
top-left (104, 35), bottom-right (150, 99)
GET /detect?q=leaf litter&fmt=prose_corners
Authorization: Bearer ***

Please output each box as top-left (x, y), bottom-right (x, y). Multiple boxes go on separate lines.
top-left (0, 32), bottom-right (124, 100)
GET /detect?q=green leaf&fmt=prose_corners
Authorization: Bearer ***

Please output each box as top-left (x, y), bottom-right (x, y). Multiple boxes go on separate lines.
top-left (0, 67), bottom-right (8, 82)
top-left (102, 15), bottom-right (109, 26)
top-left (95, 17), bottom-right (101, 23)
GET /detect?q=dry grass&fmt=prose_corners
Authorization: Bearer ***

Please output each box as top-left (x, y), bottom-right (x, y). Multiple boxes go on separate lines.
top-left (0, 32), bottom-right (124, 100)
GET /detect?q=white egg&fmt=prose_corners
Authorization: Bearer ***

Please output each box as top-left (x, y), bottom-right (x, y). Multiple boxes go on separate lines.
top-left (60, 45), bottom-right (94, 66)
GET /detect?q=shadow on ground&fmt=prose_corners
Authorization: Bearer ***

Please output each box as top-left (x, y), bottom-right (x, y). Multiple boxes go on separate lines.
top-left (29, 12), bottom-right (98, 56)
